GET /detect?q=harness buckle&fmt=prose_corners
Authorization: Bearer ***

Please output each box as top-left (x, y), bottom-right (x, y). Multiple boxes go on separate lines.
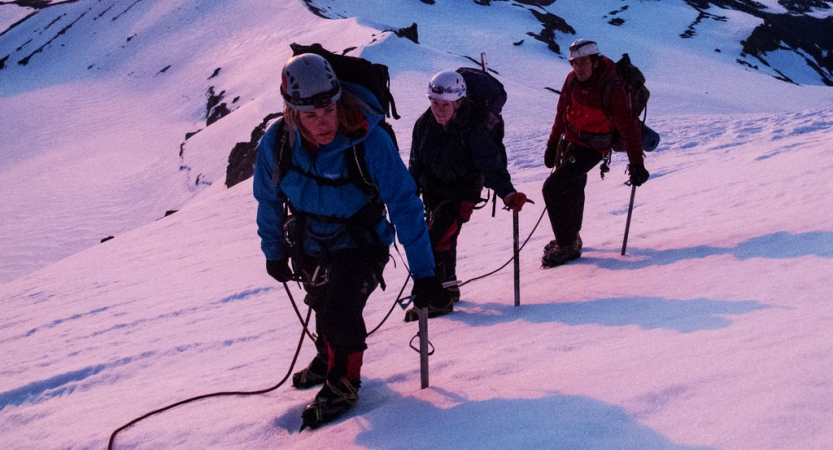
top-left (301, 264), bottom-right (331, 287)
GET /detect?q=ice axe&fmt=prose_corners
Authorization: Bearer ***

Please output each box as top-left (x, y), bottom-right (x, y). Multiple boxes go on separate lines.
top-left (513, 210), bottom-right (520, 306)
top-left (417, 308), bottom-right (430, 388)
top-left (402, 280), bottom-right (458, 388)
top-left (621, 183), bottom-right (637, 255)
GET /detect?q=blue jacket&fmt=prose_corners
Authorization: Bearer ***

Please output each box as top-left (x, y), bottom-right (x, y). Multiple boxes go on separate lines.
top-left (253, 82), bottom-right (435, 279)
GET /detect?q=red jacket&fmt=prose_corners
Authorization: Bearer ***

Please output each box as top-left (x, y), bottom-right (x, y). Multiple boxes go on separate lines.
top-left (548, 56), bottom-right (644, 165)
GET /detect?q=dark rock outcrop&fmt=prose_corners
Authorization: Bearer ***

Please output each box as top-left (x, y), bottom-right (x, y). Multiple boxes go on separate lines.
top-left (225, 112), bottom-right (283, 188)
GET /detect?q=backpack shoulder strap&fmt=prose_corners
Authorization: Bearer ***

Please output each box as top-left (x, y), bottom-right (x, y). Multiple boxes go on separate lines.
top-left (345, 118), bottom-right (400, 196)
top-left (601, 75), bottom-right (620, 119)
top-left (271, 118), bottom-right (292, 187)
top-left (345, 142), bottom-right (379, 196)
top-left (272, 117), bottom-right (379, 196)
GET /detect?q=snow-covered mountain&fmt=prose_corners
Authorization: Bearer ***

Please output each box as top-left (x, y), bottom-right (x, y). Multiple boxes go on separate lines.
top-left (1, 1), bottom-right (832, 449)
top-left (302, 0), bottom-right (833, 85)
top-left (1, 0), bottom-right (832, 283)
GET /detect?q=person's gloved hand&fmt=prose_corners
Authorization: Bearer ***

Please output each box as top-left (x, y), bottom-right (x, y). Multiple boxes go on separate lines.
top-left (628, 163), bottom-right (650, 187)
top-left (266, 259), bottom-right (293, 283)
top-left (504, 192), bottom-right (528, 212)
top-left (544, 139), bottom-right (559, 169)
top-left (411, 276), bottom-right (443, 309)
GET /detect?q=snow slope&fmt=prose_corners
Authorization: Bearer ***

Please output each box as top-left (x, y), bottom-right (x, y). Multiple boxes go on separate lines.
top-left (1, 0), bottom-right (832, 449)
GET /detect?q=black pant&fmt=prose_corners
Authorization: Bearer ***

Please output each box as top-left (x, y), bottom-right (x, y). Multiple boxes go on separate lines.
top-left (423, 197), bottom-right (472, 284)
top-left (295, 247), bottom-right (388, 357)
top-left (542, 144), bottom-right (603, 247)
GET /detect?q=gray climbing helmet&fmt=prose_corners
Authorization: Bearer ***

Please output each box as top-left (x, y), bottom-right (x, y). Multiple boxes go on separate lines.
top-left (281, 53), bottom-right (341, 111)
top-left (569, 39), bottom-right (600, 61)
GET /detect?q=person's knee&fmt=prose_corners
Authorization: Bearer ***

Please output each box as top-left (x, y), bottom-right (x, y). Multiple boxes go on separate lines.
top-left (543, 172), bottom-right (575, 198)
top-left (542, 174), bottom-right (559, 197)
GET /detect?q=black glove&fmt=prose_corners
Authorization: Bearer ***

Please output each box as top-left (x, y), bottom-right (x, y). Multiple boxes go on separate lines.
top-left (543, 139), bottom-right (559, 169)
top-left (266, 259), bottom-right (293, 283)
top-left (628, 163), bottom-right (650, 187)
top-left (411, 276), bottom-right (443, 309)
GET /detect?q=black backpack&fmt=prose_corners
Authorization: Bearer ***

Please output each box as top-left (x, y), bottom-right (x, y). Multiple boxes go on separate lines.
top-left (602, 53), bottom-right (659, 153)
top-left (225, 44), bottom-right (400, 190)
top-left (272, 44), bottom-right (402, 257)
top-left (274, 43), bottom-right (402, 193)
top-left (455, 66), bottom-right (509, 213)
top-left (290, 42), bottom-right (400, 121)
top-left (455, 66), bottom-right (508, 161)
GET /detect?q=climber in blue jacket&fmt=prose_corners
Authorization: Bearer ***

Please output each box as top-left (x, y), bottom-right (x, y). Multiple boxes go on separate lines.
top-left (253, 53), bottom-right (442, 430)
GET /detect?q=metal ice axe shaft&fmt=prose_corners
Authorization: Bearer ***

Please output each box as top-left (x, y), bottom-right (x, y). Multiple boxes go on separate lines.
top-left (418, 308), bottom-right (429, 388)
top-left (408, 281), bottom-right (456, 389)
top-left (416, 282), bottom-right (459, 388)
top-left (621, 183), bottom-right (637, 255)
top-left (513, 210), bottom-right (520, 307)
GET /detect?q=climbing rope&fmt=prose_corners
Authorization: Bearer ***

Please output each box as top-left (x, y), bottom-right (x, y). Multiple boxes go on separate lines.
top-left (107, 284), bottom-right (311, 450)
top-left (459, 205), bottom-right (547, 288)
top-left (108, 202), bottom-right (547, 448)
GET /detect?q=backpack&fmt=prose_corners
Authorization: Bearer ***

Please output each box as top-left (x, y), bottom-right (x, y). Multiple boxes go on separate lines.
top-left (274, 42), bottom-right (402, 193)
top-left (455, 66), bottom-right (507, 159)
top-left (602, 53), bottom-right (659, 153)
top-left (290, 42), bottom-right (400, 121)
top-left (455, 66), bottom-right (508, 214)
top-left (273, 44), bottom-right (400, 256)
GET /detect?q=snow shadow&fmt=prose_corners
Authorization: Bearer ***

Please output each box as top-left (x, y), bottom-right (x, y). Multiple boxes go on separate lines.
top-left (218, 286), bottom-right (275, 304)
top-left (348, 383), bottom-right (714, 450)
top-left (22, 306), bottom-right (110, 337)
top-left (450, 296), bottom-right (769, 333)
top-left (0, 364), bottom-right (108, 412)
top-left (580, 231), bottom-right (833, 270)
top-left (0, 355), bottom-right (148, 411)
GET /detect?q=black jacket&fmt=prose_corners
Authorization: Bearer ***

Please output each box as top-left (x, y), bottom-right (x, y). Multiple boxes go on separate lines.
top-left (408, 103), bottom-right (516, 203)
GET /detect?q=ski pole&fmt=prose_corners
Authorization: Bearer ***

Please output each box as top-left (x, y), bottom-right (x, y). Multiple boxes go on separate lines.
top-left (418, 307), bottom-right (429, 389)
top-left (513, 210), bottom-right (520, 307)
top-left (621, 183), bottom-right (637, 255)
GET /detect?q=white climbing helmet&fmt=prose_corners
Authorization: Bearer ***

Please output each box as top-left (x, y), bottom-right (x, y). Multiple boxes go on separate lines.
top-left (427, 70), bottom-right (467, 101)
top-left (281, 53), bottom-right (341, 111)
top-left (569, 39), bottom-right (600, 61)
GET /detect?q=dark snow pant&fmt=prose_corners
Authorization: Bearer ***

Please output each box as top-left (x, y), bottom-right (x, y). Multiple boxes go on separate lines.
top-left (542, 144), bottom-right (603, 247)
top-left (423, 196), bottom-right (474, 304)
top-left (296, 247), bottom-right (388, 383)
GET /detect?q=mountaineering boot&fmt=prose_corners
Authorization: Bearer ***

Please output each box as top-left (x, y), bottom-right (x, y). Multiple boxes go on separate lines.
top-left (299, 377), bottom-right (360, 430)
top-left (544, 232), bottom-right (582, 254)
top-left (445, 284), bottom-right (461, 303)
top-left (293, 337), bottom-right (330, 389)
top-left (403, 296), bottom-right (453, 322)
top-left (541, 238), bottom-right (582, 268)
top-left (435, 251), bottom-right (459, 302)
top-left (543, 239), bottom-right (557, 254)
top-left (292, 353), bottom-right (328, 389)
